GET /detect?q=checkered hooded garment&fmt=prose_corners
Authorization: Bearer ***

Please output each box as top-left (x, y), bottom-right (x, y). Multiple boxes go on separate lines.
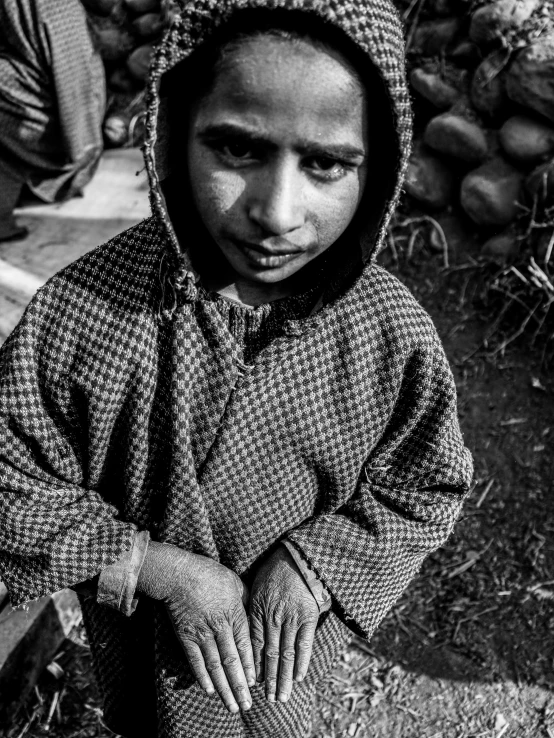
top-left (0, 1), bottom-right (473, 736)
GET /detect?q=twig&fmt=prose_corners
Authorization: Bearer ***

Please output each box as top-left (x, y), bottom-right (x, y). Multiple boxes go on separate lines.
top-left (14, 709), bottom-right (40, 738)
top-left (488, 301), bottom-right (542, 356)
top-left (544, 229), bottom-right (554, 270)
top-left (476, 478), bottom-right (494, 508)
top-left (43, 691), bottom-right (60, 732)
top-left (405, 0), bottom-right (426, 52)
top-left (387, 232), bottom-right (399, 264)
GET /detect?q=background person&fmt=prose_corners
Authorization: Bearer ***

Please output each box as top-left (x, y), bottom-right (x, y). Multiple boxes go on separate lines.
top-left (0, 0), bottom-right (105, 242)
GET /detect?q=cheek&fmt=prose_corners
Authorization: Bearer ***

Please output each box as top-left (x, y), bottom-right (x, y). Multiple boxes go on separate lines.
top-left (188, 152), bottom-right (246, 230)
top-left (313, 178), bottom-right (364, 246)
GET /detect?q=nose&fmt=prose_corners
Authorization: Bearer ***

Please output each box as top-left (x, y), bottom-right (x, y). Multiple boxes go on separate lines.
top-left (248, 157), bottom-right (305, 236)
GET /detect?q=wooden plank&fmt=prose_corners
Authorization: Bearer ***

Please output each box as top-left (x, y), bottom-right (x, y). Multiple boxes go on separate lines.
top-left (0, 589), bottom-right (81, 726)
top-left (0, 148), bottom-right (150, 346)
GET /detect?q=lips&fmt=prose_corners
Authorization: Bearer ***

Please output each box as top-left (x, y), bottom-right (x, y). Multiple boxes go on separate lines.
top-left (229, 238), bottom-right (303, 268)
top-left (231, 239), bottom-right (302, 257)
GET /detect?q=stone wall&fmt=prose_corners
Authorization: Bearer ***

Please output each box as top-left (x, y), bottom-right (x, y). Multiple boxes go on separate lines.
top-left (84, 0), bottom-right (177, 146)
top-left (400, 0), bottom-right (554, 259)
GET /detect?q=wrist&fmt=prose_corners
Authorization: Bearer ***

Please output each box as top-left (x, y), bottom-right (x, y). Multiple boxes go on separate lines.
top-left (136, 541), bottom-right (193, 602)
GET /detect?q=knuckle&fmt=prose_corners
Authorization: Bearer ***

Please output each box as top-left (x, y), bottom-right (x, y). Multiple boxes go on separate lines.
top-left (265, 649), bottom-right (280, 661)
top-left (186, 652), bottom-right (205, 670)
top-left (205, 659), bottom-right (222, 674)
top-left (269, 610), bottom-right (283, 628)
top-left (281, 648), bottom-right (296, 661)
top-left (207, 613), bottom-right (228, 633)
top-left (221, 654), bottom-right (239, 668)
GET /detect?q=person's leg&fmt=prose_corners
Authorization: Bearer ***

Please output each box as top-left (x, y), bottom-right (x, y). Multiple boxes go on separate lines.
top-left (0, 156), bottom-right (28, 242)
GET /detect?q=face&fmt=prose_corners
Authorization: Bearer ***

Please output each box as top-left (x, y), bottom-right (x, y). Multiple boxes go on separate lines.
top-left (187, 35), bottom-right (368, 302)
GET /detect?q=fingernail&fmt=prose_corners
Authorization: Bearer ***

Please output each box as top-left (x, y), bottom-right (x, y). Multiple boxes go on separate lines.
top-left (229, 703), bottom-right (239, 714)
top-left (240, 701), bottom-right (252, 711)
top-left (278, 693), bottom-right (289, 703)
top-left (247, 678), bottom-right (256, 687)
top-left (267, 694), bottom-right (276, 703)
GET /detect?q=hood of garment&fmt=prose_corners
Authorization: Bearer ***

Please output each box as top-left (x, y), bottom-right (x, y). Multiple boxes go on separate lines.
top-left (143, 0), bottom-right (412, 308)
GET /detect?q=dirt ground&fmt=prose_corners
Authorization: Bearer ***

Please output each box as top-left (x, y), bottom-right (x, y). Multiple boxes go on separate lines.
top-left (4, 224), bottom-right (554, 738)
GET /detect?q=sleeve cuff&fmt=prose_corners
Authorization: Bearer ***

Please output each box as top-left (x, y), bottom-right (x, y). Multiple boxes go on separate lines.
top-left (282, 540), bottom-right (332, 614)
top-left (97, 530), bottom-right (150, 616)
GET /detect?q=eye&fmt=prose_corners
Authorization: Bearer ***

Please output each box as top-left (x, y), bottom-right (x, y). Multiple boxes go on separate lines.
top-left (222, 140), bottom-right (254, 160)
top-left (305, 156), bottom-right (349, 182)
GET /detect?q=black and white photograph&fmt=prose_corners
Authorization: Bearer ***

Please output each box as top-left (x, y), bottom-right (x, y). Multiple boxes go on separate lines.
top-left (0, 0), bottom-right (552, 736)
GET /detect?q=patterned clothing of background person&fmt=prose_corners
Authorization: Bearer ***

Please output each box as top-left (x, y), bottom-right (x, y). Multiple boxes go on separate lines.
top-left (0, 0), bottom-right (474, 737)
top-left (0, 0), bottom-right (105, 242)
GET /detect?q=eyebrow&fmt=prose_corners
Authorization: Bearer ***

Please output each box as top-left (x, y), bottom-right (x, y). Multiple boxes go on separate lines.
top-left (197, 122), bottom-right (366, 161)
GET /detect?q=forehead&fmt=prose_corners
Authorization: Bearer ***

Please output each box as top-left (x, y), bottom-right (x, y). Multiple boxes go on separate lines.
top-left (194, 36), bottom-right (367, 143)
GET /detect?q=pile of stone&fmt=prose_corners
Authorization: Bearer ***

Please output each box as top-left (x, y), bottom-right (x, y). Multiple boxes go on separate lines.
top-left (400, 0), bottom-right (554, 259)
top-left (83, 0), bottom-right (177, 146)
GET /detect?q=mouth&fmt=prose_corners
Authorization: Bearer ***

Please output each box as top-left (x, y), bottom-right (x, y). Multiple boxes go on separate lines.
top-left (230, 239), bottom-right (303, 268)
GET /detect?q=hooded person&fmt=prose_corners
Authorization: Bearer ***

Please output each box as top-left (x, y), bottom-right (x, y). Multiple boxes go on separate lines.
top-left (0, 0), bottom-right (473, 736)
top-left (0, 0), bottom-right (105, 241)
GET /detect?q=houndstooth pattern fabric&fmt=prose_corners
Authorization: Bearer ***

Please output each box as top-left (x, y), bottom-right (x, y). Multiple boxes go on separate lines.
top-left (0, 0), bottom-right (473, 735)
top-left (0, 0), bottom-right (105, 236)
top-left (0, 216), bottom-right (472, 735)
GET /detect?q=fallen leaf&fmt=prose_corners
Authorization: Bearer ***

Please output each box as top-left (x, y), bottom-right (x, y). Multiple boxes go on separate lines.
top-left (499, 417), bottom-right (527, 426)
top-left (531, 376), bottom-right (547, 391)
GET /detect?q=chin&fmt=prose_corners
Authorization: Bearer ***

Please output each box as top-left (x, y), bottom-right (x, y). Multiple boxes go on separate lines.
top-left (238, 264), bottom-right (303, 284)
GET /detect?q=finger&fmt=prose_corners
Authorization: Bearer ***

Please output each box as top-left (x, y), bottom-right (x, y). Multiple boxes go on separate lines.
top-left (249, 610), bottom-right (265, 683)
top-left (199, 636), bottom-right (241, 714)
top-left (214, 627), bottom-right (253, 711)
top-left (182, 641), bottom-right (216, 696)
top-left (276, 623), bottom-right (298, 703)
top-left (233, 609), bottom-right (256, 688)
top-left (293, 620), bottom-right (317, 683)
top-left (264, 617), bottom-right (282, 702)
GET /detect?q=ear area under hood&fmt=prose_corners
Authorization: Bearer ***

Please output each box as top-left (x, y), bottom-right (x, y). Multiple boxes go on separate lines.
top-left (143, 0), bottom-right (412, 302)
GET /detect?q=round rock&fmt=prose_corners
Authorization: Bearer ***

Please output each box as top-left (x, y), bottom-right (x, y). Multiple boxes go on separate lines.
top-left (103, 116), bottom-right (129, 148)
top-left (124, 0), bottom-right (161, 13)
top-left (404, 144), bottom-right (455, 209)
top-left (500, 115), bottom-right (554, 164)
top-left (412, 18), bottom-right (463, 55)
top-left (132, 12), bottom-right (166, 38)
top-left (108, 66), bottom-right (137, 93)
top-left (481, 227), bottom-right (520, 259)
top-left (461, 157), bottom-right (524, 226)
top-left (424, 113), bottom-right (489, 164)
top-left (127, 43), bottom-right (156, 82)
top-left (470, 0), bottom-right (541, 46)
top-left (451, 40), bottom-right (482, 68)
top-left (505, 33), bottom-right (554, 123)
top-left (410, 69), bottom-right (459, 109)
top-left (93, 27), bottom-right (135, 62)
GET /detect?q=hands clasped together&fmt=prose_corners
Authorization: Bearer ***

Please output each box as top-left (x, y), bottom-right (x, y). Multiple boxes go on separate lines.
top-left (138, 542), bottom-right (320, 714)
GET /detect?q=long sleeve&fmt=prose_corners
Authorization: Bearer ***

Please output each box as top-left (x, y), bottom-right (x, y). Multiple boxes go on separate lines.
top-left (286, 331), bottom-right (473, 640)
top-left (0, 290), bottom-right (138, 607)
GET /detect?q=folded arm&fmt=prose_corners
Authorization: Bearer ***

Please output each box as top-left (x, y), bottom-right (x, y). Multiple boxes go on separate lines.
top-left (285, 334), bottom-right (474, 640)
